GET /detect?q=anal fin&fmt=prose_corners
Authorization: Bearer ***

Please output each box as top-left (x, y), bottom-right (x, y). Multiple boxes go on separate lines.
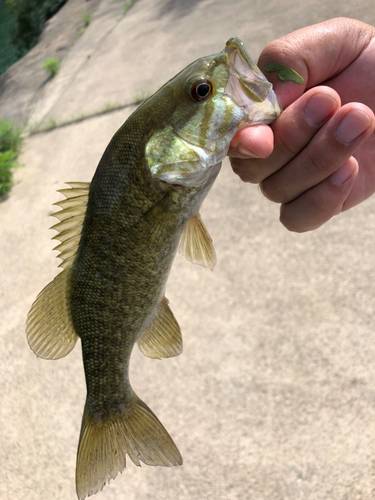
top-left (179, 212), bottom-right (216, 270)
top-left (137, 297), bottom-right (182, 359)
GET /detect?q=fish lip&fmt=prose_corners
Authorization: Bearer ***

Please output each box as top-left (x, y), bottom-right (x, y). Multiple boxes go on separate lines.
top-left (225, 37), bottom-right (262, 78)
top-left (223, 38), bottom-right (282, 123)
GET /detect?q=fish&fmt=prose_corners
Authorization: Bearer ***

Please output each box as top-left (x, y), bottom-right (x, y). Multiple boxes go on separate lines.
top-left (26, 38), bottom-right (281, 499)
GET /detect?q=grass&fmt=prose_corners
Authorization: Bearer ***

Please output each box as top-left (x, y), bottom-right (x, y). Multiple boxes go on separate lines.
top-left (123, 0), bottom-right (135, 16)
top-left (77, 11), bottom-right (91, 37)
top-left (81, 11), bottom-right (91, 27)
top-left (43, 57), bottom-right (60, 78)
top-left (45, 117), bottom-right (57, 130)
top-left (101, 101), bottom-right (123, 112)
top-left (132, 90), bottom-right (152, 104)
top-left (0, 118), bottom-right (23, 196)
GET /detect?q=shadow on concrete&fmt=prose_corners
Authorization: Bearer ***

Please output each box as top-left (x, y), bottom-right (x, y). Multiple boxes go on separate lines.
top-left (158, 0), bottom-right (203, 18)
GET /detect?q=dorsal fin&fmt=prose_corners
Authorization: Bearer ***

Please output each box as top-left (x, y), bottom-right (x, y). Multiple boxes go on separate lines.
top-left (50, 182), bottom-right (90, 269)
top-left (137, 297), bottom-right (182, 359)
top-left (179, 212), bottom-right (216, 270)
top-left (26, 182), bottom-right (90, 360)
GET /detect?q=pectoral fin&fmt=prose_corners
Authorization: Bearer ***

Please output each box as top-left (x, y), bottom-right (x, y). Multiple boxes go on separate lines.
top-left (137, 297), bottom-right (182, 359)
top-left (179, 212), bottom-right (216, 270)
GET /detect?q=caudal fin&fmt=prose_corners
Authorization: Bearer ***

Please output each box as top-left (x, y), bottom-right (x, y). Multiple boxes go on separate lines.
top-left (76, 396), bottom-right (182, 499)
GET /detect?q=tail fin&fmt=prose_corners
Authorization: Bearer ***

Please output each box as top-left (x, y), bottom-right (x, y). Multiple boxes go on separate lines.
top-left (76, 395), bottom-right (182, 499)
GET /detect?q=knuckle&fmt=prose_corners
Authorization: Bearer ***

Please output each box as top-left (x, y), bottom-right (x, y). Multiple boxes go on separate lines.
top-left (304, 149), bottom-right (333, 177)
top-left (280, 216), bottom-right (303, 233)
top-left (230, 158), bottom-right (265, 184)
top-left (260, 178), bottom-right (286, 203)
top-left (276, 133), bottom-right (301, 159)
top-left (279, 178), bottom-right (346, 233)
top-left (280, 206), bottom-right (315, 233)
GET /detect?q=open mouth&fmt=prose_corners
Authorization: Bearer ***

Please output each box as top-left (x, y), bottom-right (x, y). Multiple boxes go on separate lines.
top-left (224, 38), bottom-right (282, 124)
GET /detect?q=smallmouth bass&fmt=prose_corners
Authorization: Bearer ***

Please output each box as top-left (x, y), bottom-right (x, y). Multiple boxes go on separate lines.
top-left (26, 38), bottom-right (281, 499)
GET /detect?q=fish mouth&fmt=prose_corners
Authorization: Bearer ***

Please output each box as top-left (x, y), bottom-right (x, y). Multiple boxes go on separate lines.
top-left (224, 38), bottom-right (282, 125)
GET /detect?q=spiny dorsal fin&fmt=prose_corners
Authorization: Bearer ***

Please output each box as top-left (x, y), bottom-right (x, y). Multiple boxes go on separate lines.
top-left (179, 212), bottom-right (216, 270)
top-left (137, 297), bottom-right (182, 359)
top-left (26, 182), bottom-right (90, 359)
top-left (26, 267), bottom-right (79, 359)
top-left (51, 182), bottom-right (90, 269)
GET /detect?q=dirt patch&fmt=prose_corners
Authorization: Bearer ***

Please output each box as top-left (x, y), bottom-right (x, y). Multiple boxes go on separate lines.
top-left (0, 0), bottom-right (101, 127)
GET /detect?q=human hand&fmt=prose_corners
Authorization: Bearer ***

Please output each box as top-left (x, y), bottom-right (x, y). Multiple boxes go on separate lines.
top-left (229, 18), bottom-right (375, 232)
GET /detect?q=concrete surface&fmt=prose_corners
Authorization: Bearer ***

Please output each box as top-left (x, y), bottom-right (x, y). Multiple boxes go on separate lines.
top-left (0, 0), bottom-right (102, 127)
top-left (1, 0), bottom-right (375, 499)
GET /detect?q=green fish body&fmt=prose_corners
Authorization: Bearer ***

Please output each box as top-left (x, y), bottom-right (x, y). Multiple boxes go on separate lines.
top-left (26, 38), bottom-right (281, 499)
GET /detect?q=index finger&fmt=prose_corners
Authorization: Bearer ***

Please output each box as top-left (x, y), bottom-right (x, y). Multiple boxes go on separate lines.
top-left (258, 18), bottom-right (375, 108)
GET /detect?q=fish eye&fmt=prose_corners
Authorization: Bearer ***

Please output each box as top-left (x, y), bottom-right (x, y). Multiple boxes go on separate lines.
top-left (189, 79), bottom-right (212, 101)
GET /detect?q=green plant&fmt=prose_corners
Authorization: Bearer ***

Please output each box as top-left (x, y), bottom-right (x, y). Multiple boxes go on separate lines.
top-left (132, 90), bottom-right (151, 103)
top-left (6, 0), bottom-right (67, 59)
top-left (0, 117), bottom-right (23, 152)
top-left (81, 11), bottom-right (90, 26)
top-left (0, 118), bottom-right (23, 196)
top-left (0, 0), bottom-right (18, 75)
top-left (45, 116), bottom-right (57, 129)
top-left (123, 0), bottom-right (135, 16)
top-left (101, 101), bottom-right (123, 113)
top-left (0, 151), bottom-right (21, 195)
top-left (43, 57), bottom-right (60, 78)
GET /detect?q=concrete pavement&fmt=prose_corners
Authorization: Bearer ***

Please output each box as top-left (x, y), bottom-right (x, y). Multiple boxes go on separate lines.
top-left (1, 1), bottom-right (375, 499)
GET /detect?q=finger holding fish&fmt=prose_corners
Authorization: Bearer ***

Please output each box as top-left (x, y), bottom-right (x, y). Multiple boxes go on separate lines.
top-left (230, 86), bottom-right (341, 183)
top-left (230, 87), bottom-right (375, 231)
top-left (228, 124), bottom-right (274, 160)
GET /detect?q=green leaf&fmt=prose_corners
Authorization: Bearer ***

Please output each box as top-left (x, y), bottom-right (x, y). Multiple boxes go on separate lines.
top-left (264, 63), bottom-right (304, 84)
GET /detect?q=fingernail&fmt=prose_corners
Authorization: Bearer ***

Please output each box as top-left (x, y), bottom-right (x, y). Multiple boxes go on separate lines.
top-left (304, 93), bottom-right (338, 127)
top-left (330, 160), bottom-right (355, 186)
top-left (233, 143), bottom-right (259, 159)
top-left (335, 110), bottom-right (372, 143)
